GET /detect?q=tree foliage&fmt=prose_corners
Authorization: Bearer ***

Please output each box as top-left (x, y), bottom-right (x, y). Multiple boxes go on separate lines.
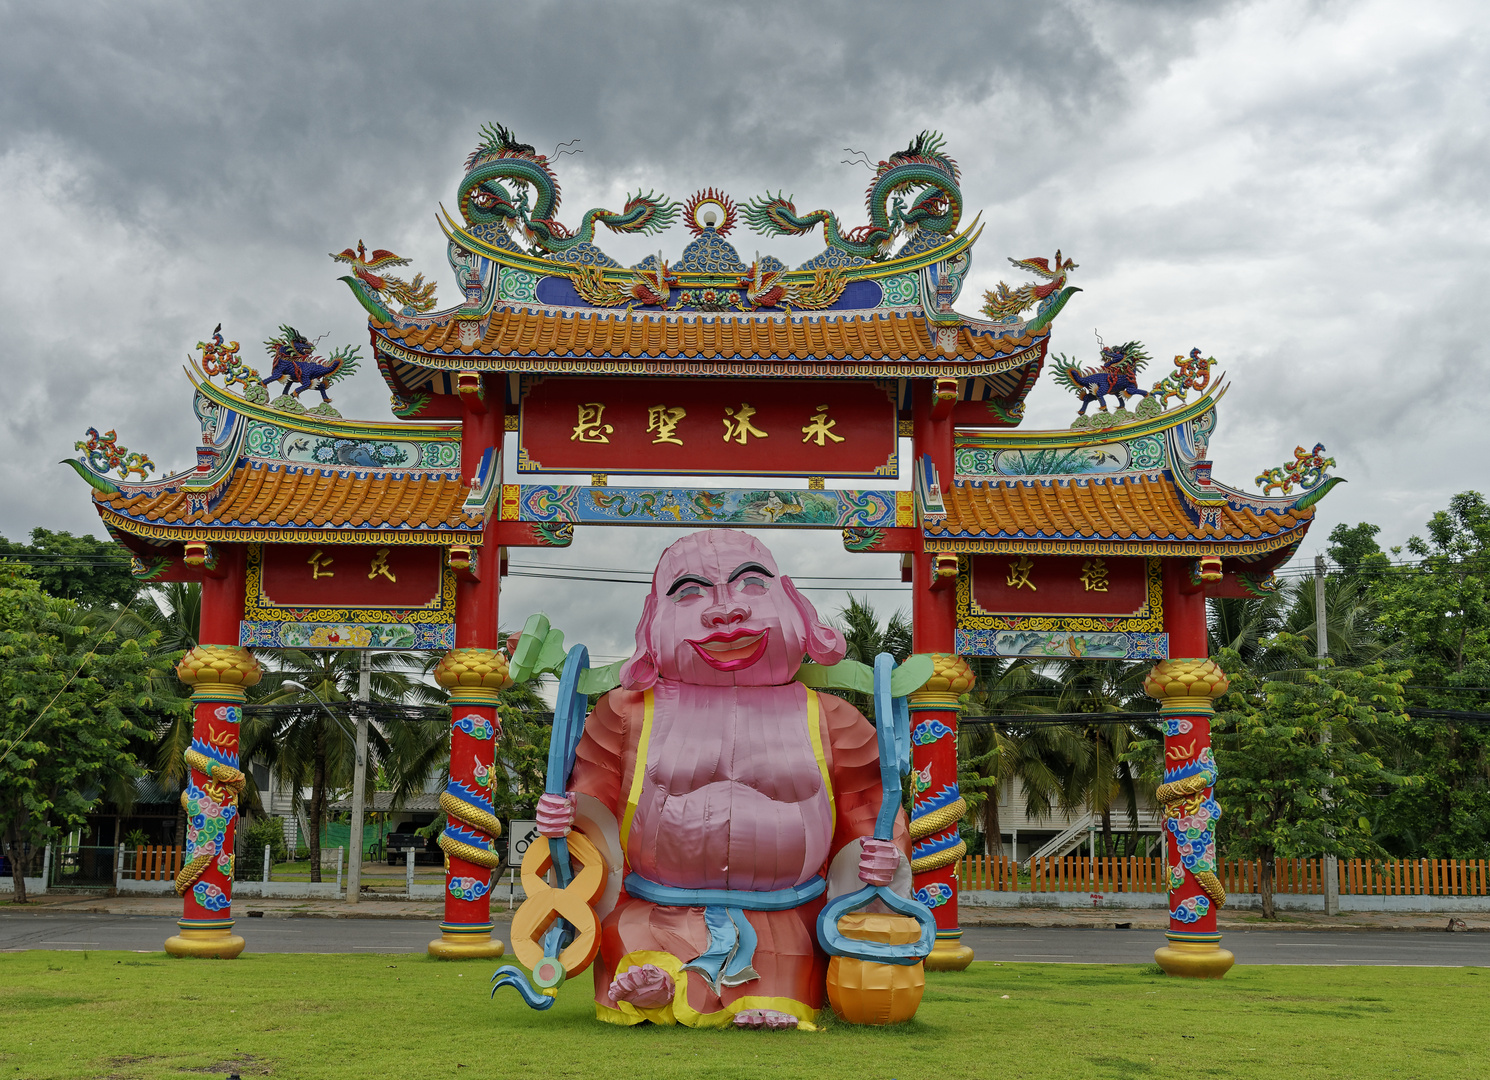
top-left (0, 528), bottom-right (138, 609)
top-left (1334, 492), bottom-right (1490, 856)
top-left (0, 566), bottom-right (183, 901)
top-left (1211, 641), bottom-right (1415, 916)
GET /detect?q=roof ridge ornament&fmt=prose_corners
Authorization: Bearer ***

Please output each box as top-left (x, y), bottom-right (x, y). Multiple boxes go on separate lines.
top-left (459, 120), bottom-right (681, 257)
top-left (743, 130), bottom-right (962, 262)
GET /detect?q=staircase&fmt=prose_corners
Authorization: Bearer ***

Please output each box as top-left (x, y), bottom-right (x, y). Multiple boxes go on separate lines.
top-left (1020, 809), bottom-right (1166, 866)
top-left (1024, 819), bottom-right (1094, 865)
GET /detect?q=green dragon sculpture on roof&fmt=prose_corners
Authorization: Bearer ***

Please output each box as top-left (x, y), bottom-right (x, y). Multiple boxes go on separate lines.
top-left (458, 122), bottom-right (681, 256)
top-left (742, 131), bottom-right (962, 261)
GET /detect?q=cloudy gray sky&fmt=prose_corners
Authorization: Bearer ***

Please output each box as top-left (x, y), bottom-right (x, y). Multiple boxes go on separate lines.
top-left (2, 0), bottom-right (1485, 663)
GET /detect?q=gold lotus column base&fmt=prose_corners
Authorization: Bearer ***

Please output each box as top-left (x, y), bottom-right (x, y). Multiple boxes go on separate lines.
top-left (428, 930), bottom-right (506, 960)
top-left (164, 925), bottom-right (245, 959)
top-left (1154, 937), bottom-right (1234, 979)
top-left (924, 933), bottom-right (974, 971)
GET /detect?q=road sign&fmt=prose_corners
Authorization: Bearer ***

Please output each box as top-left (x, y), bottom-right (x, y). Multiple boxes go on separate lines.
top-left (508, 820), bottom-right (540, 867)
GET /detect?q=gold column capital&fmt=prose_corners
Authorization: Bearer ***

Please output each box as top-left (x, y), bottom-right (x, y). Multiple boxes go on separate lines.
top-left (1143, 657), bottom-right (1228, 708)
top-left (434, 647), bottom-right (512, 700)
top-left (908, 653), bottom-right (974, 710)
top-left (176, 645), bottom-right (262, 700)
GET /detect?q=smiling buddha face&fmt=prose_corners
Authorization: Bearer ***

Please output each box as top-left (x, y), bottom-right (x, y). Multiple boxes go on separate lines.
top-left (619, 530), bottom-right (846, 689)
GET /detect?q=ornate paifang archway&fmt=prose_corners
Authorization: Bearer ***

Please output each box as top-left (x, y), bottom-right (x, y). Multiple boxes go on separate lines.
top-left (75, 125), bottom-right (1337, 983)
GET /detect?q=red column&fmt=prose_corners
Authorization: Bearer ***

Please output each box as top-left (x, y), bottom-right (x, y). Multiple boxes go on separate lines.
top-left (1147, 560), bottom-right (1233, 978)
top-left (166, 544), bottom-right (261, 959)
top-left (909, 380), bottom-right (973, 971)
top-left (427, 378), bottom-right (509, 960)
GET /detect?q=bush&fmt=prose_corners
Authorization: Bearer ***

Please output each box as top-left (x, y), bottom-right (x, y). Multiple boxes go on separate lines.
top-left (242, 816), bottom-right (288, 864)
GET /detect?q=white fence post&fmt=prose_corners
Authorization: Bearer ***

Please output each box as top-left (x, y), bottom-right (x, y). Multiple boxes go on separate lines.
top-left (263, 844), bottom-right (271, 883)
top-left (40, 844), bottom-right (52, 895)
top-left (336, 847), bottom-right (344, 894)
top-left (114, 845), bottom-right (124, 891)
top-left (406, 847), bottom-right (415, 898)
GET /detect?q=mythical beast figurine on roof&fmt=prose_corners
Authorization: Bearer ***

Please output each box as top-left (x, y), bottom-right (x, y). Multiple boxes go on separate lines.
top-left (494, 530), bottom-right (937, 1029)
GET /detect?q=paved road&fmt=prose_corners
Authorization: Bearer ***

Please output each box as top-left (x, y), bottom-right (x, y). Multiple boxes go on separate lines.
top-left (961, 926), bottom-right (1490, 966)
top-left (3, 913), bottom-right (1486, 965)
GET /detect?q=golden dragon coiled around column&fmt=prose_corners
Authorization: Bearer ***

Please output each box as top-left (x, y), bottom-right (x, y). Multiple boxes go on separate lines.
top-left (174, 748), bottom-right (245, 896)
top-left (907, 653), bottom-right (974, 874)
top-left (1155, 755), bottom-right (1226, 908)
top-left (437, 791), bottom-right (504, 869)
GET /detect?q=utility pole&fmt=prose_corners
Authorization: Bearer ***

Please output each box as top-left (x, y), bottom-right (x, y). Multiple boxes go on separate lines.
top-left (1316, 554), bottom-right (1341, 916)
top-left (346, 651), bottom-right (372, 905)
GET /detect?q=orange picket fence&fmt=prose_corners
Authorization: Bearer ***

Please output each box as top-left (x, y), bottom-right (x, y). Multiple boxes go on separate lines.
top-left (957, 854), bottom-right (1490, 896)
top-left (130, 845), bottom-right (184, 881)
top-left (1341, 857), bottom-right (1489, 896)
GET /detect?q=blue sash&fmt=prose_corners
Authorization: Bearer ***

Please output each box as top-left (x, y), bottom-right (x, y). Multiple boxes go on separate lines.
top-left (624, 873), bottom-right (826, 994)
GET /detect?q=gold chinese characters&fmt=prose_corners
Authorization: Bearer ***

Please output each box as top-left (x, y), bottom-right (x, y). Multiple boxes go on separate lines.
top-left (722, 403), bottom-right (769, 445)
top-left (369, 548), bottom-right (397, 583)
top-left (571, 403), bottom-right (614, 443)
top-left (1080, 557), bottom-right (1109, 592)
top-left (307, 549), bottom-right (334, 579)
top-left (800, 405), bottom-right (845, 446)
top-left (1006, 555), bottom-right (1036, 591)
top-left (560, 401), bottom-right (856, 449)
top-left (646, 405), bottom-right (686, 445)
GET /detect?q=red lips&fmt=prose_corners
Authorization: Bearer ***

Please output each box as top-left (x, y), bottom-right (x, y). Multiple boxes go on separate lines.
top-left (688, 628), bottom-right (770, 670)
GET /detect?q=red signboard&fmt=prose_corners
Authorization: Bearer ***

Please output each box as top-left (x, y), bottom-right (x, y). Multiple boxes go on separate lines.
top-left (968, 555), bottom-right (1148, 617)
top-left (518, 377), bottom-right (898, 478)
top-left (260, 544), bottom-right (444, 609)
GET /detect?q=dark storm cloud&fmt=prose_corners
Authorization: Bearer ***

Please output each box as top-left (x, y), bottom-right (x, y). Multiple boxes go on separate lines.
top-left (0, 0), bottom-right (1484, 626)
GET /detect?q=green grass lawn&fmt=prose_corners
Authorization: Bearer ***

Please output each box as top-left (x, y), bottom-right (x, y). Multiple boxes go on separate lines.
top-left (1, 953), bottom-right (1484, 1080)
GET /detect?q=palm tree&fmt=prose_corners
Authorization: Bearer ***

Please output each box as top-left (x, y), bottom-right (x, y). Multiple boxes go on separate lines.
top-left (959, 656), bottom-right (1086, 858)
top-left (832, 596), bottom-right (911, 715)
top-left (1049, 658), bottom-right (1155, 857)
top-left (243, 650), bottom-right (444, 882)
top-left (108, 583), bottom-right (201, 789)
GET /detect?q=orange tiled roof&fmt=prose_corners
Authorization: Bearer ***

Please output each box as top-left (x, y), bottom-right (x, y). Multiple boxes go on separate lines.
top-left (94, 459), bottom-right (481, 538)
top-left (376, 306), bottom-right (1039, 363)
top-left (925, 474), bottom-right (1313, 555)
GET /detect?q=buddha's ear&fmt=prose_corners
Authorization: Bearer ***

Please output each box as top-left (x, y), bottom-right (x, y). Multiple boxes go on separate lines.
top-left (780, 575), bottom-right (846, 666)
top-left (619, 592), bottom-right (661, 690)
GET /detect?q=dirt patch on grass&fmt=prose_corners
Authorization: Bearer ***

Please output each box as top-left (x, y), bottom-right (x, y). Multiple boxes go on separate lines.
top-left (181, 1054), bottom-right (273, 1075)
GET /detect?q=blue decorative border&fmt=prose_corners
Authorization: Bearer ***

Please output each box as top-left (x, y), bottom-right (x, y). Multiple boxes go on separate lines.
top-left (956, 627), bottom-right (1168, 659)
top-left (514, 485), bottom-right (898, 528)
top-left (240, 620), bottom-right (455, 650)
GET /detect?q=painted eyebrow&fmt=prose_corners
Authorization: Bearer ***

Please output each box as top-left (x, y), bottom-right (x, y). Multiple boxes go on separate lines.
top-left (727, 562), bottom-right (775, 583)
top-left (666, 573), bottom-right (714, 596)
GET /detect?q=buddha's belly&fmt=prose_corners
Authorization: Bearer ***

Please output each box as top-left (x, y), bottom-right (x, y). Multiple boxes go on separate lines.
top-left (624, 682), bottom-right (832, 891)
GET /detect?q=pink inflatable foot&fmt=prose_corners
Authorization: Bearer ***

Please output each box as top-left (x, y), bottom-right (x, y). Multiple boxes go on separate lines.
top-left (733, 1008), bottom-right (799, 1030)
top-left (608, 964), bottom-right (674, 1010)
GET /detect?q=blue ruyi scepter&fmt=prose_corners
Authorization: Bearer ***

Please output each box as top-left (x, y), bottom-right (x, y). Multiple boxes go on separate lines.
top-left (491, 615), bottom-right (616, 1009)
top-left (815, 652), bottom-right (938, 964)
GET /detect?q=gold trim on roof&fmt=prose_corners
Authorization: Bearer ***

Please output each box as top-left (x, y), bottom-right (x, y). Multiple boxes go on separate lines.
top-left (98, 509), bottom-right (482, 547)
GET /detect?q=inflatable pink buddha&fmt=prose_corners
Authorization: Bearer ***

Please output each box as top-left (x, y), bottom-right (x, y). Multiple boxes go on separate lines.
top-left (537, 529), bottom-right (909, 1029)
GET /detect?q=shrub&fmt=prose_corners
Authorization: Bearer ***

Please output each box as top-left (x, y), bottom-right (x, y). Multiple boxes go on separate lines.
top-left (242, 815), bottom-right (288, 864)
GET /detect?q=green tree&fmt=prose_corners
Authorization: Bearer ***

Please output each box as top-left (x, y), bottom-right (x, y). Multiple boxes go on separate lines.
top-left (0, 566), bottom-right (183, 901)
top-left (0, 528), bottom-right (138, 609)
top-left (1211, 640), bottom-right (1416, 917)
top-left (1352, 493), bottom-right (1490, 856)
